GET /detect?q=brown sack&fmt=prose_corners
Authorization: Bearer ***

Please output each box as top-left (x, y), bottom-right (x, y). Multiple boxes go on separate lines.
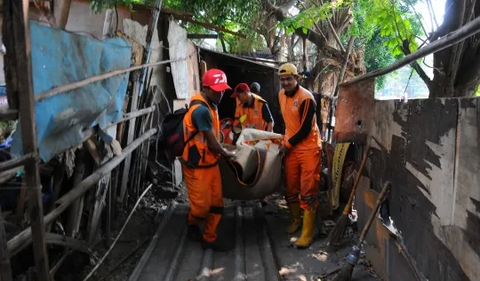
top-left (220, 128), bottom-right (283, 200)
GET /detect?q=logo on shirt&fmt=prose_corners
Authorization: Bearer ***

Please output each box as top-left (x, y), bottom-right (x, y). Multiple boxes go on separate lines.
top-left (293, 100), bottom-right (298, 107)
top-left (254, 109), bottom-right (259, 115)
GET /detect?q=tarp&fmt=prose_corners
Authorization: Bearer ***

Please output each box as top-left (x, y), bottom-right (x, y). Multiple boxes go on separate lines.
top-left (11, 22), bottom-right (132, 162)
top-left (220, 128), bottom-right (283, 200)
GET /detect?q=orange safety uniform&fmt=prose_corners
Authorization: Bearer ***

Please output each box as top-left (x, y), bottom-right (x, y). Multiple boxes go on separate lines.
top-left (279, 86), bottom-right (322, 211)
top-left (181, 93), bottom-right (223, 243)
top-left (235, 94), bottom-right (269, 130)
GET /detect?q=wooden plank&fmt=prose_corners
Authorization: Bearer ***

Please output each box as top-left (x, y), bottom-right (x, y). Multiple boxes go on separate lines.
top-left (367, 98), bottom-right (469, 281)
top-left (443, 98), bottom-right (480, 281)
top-left (5, 0), bottom-right (51, 280)
top-left (66, 148), bottom-right (86, 239)
top-left (118, 82), bottom-right (140, 203)
top-left (0, 205), bottom-right (13, 281)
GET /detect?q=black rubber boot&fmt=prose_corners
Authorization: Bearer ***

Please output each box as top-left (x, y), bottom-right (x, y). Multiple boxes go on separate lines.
top-left (187, 225), bottom-right (202, 242)
top-left (201, 238), bottom-right (233, 252)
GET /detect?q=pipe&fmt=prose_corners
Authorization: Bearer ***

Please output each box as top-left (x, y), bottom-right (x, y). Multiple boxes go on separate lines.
top-left (7, 128), bottom-right (158, 254)
top-left (342, 16), bottom-right (480, 86)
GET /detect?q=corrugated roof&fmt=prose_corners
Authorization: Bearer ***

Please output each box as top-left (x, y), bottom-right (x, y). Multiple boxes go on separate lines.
top-left (199, 47), bottom-right (279, 70)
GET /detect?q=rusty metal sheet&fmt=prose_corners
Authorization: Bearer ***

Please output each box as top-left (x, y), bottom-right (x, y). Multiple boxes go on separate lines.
top-left (334, 78), bottom-right (375, 144)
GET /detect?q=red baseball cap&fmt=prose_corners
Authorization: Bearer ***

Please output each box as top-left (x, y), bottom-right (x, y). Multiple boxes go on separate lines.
top-left (202, 69), bottom-right (231, 93)
top-left (230, 83), bottom-right (250, 98)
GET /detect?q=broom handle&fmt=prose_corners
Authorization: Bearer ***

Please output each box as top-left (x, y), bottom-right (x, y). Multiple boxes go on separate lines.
top-left (358, 181), bottom-right (391, 243)
top-left (342, 144), bottom-right (371, 215)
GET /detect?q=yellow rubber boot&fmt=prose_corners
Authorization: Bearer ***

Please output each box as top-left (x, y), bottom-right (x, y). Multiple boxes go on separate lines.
top-left (295, 209), bottom-right (316, 248)
top-left (286, 203), bottom-right (302, 234)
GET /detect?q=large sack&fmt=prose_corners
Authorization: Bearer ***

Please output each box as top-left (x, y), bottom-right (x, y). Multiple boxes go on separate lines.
top-left (220, 128), bottom-right (283, 200)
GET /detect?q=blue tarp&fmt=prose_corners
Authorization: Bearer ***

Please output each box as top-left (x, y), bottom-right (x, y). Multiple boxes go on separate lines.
top-left (11, 22), bottom-right (132, 162)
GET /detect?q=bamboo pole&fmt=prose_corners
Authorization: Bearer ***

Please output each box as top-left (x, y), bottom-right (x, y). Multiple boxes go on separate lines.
top-left (333, 36), bottom-right (355, 97)
top-left (7, 128), bottom-right (158, 255)
top-left (0, 153), bottom-right (36, 173)
top-left (34, 58), bottom-right (188, 102)
top-left (342, 16), bottom-right (480, 86)
top-left (6, 0), bottom-right (51, 279)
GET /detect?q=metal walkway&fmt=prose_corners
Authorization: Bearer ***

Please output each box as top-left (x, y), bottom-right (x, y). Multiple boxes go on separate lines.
top-left (127, 201), bottom-right (378, 281)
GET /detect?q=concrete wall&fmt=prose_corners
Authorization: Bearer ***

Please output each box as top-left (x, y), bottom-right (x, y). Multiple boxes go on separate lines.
top-left (352, 94), bottom-right (480, 281)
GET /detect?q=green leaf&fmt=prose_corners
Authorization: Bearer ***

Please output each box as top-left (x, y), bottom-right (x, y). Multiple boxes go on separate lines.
top-left (302, 27), bottom-right (308, 34)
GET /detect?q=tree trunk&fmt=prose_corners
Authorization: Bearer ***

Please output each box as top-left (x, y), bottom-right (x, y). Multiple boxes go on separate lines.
top-left (427, 0), bottom-right (480, 97)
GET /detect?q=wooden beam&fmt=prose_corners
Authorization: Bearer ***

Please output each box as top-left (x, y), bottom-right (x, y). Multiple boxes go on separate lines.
top-left (342, 15), bottom-right (480, 86)
top-left (0, 205), bottom-right (13, 281)
top-left (5, 1), bottom-right (51, 280)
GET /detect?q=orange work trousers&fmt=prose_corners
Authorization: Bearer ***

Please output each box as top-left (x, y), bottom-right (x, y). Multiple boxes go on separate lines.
top-left (182, 164), bottom-right (223, 243)
top-left (284, 148), bottom-right (321, 211)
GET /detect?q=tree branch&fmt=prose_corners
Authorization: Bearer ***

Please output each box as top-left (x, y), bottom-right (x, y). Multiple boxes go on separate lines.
top-left (402, 40), bottom-right (432, 90)
top-left (404, 0), bottom-right (428, 37)
top-left (263, 0), bottom-right (325, 49)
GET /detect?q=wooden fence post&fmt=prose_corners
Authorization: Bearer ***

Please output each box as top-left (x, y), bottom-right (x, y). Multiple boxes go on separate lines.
top-left (0, 205), bottom-right (13, 281)
top-left (3, 0), bottom-right (51, 280)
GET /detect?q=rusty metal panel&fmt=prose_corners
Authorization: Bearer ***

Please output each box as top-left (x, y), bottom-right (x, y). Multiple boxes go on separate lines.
top-left (334, 78), bottom-right (375, 144)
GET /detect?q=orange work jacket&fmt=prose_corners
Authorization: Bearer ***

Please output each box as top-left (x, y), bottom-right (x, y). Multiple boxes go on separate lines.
top-left (279, 86), bottom-right (321, 151)
top-left (181, 93), bottom-right (220, 168)
top-left (235, 94), bottom-right (268, 130)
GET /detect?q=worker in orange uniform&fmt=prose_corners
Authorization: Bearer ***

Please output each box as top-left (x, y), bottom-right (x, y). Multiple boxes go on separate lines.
top-left (231, 83), bottom-right (274, 132)
top-left (278, 63), bottom-right (322, 249)
top-left (181, 68), bottom-right (237, 252)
